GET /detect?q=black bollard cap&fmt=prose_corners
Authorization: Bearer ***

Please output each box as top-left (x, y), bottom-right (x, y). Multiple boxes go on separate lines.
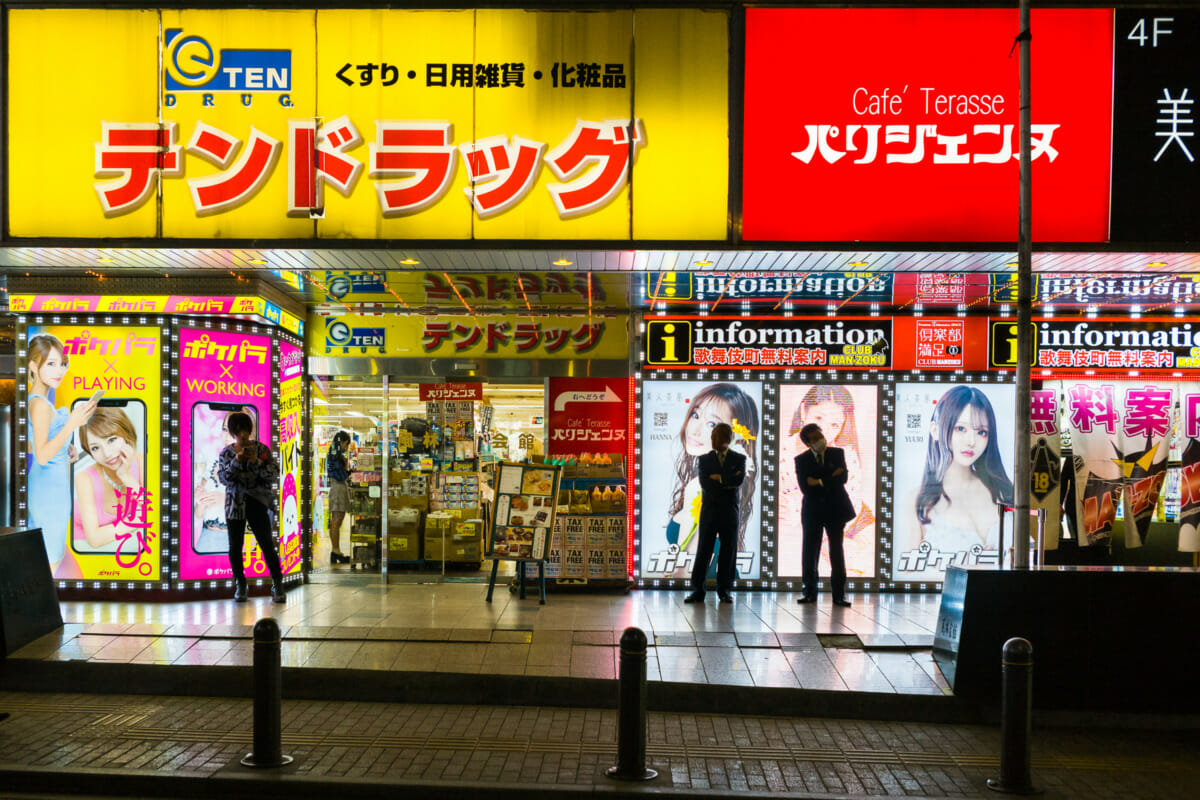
top-left (1002, 637), bottom-right (1033, 666)
top-left (253, 617), bottom-right (281, 644)
top-left (619, 627), bottom-right (647, 654)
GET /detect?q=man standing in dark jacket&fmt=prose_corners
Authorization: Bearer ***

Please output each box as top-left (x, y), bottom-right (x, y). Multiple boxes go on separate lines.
top-left (794, 423), bottom-right (854, 607)
top-left (684, 422), bottom-right (746, 604)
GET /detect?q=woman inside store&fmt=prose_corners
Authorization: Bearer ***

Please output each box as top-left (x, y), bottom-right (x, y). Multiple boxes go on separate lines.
top-left (666, 383), bottom-right (760, 579)
top-left (787, 385), bottom-right (874, 540)
top-left (73, 406), bottom-right (146, 553)
top-left (913, 385), bottom-right (1013, 554)
top-left (27, 333), bottom-right (99, 567)
top-left (325, 430), bottom-right (352, 564)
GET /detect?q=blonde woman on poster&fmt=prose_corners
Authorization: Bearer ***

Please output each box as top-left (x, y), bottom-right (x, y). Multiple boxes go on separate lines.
top-left (26, 333), bottom-right (98, 566)
top-left (664, 383), bottom-right (760, 580)
top-left (913, 385), bottom-right (1013, 555)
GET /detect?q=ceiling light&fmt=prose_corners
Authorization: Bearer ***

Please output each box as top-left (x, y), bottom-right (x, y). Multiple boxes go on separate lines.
top-left (694, 260), bottom-right (712, 267)
top-left (248, 258), bottom-right (268, 265)
top-left (400, 258), bottom-right (420, 265)
top-left (553, 259), bottom-right (573, 266)
top-left (1148, 261), bottom-right (1167, 267)
top-left (97, 256), bottom-right (115, 263)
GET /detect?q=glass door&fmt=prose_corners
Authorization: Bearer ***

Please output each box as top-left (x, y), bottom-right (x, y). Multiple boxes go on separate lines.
top-left (311, 377), bottom-right (386, 577)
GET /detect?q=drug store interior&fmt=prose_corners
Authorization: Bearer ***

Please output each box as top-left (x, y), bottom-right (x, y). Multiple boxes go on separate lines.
top-left (302, 269), bottom-right (631, 587)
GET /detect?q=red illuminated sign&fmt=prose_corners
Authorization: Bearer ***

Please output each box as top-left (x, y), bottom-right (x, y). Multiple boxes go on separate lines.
top-left (742, 8), bottom-right (1114, 243)
top-left (892, 317), bottom-right (988, 371)
top-left (419, 382), bottom-right (482, 401)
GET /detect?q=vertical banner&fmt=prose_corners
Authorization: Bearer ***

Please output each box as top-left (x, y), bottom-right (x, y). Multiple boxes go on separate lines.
top-left (1062, 382), bottom-right (1123, 547)
top-left (1064, 381), bottom-right (1175, 548)
top-left (1179, 383), bottom-right (1200, 551)
top-left (547, 378), bottom-right (629, 457)
top-left (178, 328), bottom-right (274, 581)
top-left (639, 379), bottom-right (762, 581)
top-left (24, 325), bottom-right (163, 581)
top-left (278, 340), bottom-right (304, 576)
top-left (1029, 385), bottom-right (1063, 549)
top-left (891, 381), bottom-right (1016, 581)
top-left (777, 384), bottom-right (877, 579)
top-left (1119, 383), bottom-right (1175, 547)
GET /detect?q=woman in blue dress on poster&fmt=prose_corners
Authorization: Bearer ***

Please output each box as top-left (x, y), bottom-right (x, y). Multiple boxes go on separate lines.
top-left (26, 334), bottom-right (98, 567)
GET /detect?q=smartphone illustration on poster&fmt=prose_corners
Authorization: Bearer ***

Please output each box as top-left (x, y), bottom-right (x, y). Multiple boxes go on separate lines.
top-left (69, 398), bottom-right (148, 555)
top-left (192, 402), bottom-right (258, 554)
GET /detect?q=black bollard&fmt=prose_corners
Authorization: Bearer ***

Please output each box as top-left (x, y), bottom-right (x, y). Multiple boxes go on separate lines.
top-left (606, 626), bottom-right (657, 781)
top-left (241, 618), bottom-right (294, 768)
top-left (987, 637), bottom-right (1039, 794)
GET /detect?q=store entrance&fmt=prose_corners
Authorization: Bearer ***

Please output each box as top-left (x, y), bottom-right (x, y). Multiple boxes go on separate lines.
top-left (309, 376), bottom-right (546, 584)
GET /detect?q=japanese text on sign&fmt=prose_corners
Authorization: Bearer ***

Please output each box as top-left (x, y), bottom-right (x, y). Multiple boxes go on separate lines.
top-left (422, 320), bottom-right (605, 354)
top-left (335, 61), bottom-right (626, 89)
top-left (95, 117), bottom-right (645, 219)
top-left (791, 123), bottom-right (1061, 166)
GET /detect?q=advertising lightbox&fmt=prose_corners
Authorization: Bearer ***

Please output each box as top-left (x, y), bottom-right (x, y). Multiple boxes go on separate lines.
top-left (178, 327), bottom-right (275, 581)
top-left (639, 378), bottom-right (763, 582)
top-left (23, 324), bottom-right (164, 581)
top-left (743, 8), bottom-right (1114, 242)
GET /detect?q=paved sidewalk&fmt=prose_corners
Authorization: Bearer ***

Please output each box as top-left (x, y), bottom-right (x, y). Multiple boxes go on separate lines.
top-left (1, 689), bottom-right (1197, 799)
top-left (11, 583), bottom-right (946, 694)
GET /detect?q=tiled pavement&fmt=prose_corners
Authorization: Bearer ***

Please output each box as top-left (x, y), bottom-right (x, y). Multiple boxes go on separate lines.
top-left (1, 690), bottom-right (1198, 798)
top-left (8, 582), bottom-right (948, 694)
top-left (3, 582), bottom-right (1199, 796)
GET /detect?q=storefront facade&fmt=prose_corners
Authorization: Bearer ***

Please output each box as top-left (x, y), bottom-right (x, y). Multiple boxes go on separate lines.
top-left (302, 270), bottom-right (632, 583)
top-left (4, 3), bottom-right (1200, 596)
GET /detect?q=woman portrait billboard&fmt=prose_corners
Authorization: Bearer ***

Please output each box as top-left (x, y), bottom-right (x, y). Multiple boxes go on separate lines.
top-left (891, 382), bottom-right (1016, 581)
top-left (640, 379), bottom-right (762, 581)
top-left (777, 384), bottom-right (878, 579)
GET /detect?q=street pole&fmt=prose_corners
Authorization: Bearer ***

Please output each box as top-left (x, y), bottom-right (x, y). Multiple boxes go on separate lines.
top-left (1013, 0), bottom-right (1033, 568)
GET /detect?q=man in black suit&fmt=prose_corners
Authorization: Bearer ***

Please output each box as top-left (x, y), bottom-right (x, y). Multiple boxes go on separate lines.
top-left (684, 422), bottom-right (746, 604)
top-left (794, 422), bottom-right (854, 607)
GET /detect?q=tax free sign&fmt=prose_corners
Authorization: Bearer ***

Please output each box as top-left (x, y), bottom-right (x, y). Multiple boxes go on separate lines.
top-left (7, 8), bottom-right (728, 241)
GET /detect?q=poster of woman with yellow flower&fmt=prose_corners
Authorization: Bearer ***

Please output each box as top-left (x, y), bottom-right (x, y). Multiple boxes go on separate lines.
top-left (640, 380), bottom-right (761, 580)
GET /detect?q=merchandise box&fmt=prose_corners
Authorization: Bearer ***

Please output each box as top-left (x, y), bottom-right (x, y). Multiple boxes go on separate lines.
top-left (563, 548), bottom-right (585, 578)
top-left (425, 538), bottom-right (479, 561)
top-left (581, 454), bottom-right (625, 479)
top-left (587, 547), bottom-right (607, 579)
top-left (605, 548), bottom-right (627, 580)
top-left (387, 534), bottom-right (420, 561)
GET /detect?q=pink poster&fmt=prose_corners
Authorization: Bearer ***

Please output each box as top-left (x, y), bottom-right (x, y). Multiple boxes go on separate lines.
top-left (178, 328), bottom-right (274, 581)
top-left (277, 341), bottom-right (303, 576)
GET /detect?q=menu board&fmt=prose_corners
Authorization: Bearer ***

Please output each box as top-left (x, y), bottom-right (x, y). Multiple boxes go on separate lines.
top-left (488, 462), bottom-right (562, 561)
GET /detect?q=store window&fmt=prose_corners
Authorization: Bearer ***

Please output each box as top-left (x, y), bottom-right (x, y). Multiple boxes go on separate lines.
top-left (309, 377), bottom-right (547, 582)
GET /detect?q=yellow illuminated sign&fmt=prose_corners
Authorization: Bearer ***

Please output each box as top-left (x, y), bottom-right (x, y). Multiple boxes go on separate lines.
top-left (8, 8), bottom-right (728, 241)
top-left (308, 312), bottom-right (628, 359)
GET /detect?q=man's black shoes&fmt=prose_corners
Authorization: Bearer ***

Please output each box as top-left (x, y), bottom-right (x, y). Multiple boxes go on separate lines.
top-left (683, 592), bottom-right (705, 603)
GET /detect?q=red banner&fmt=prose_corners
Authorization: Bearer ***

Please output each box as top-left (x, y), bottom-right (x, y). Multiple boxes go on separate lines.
top-left (891, 317), bottom-right (989, 371)
top-left (419, 382), bottom-right (482, 402)
top-left (742, 8), bottom-right (1113, 242)
top-left (547, 378), bottom-right (629, 456)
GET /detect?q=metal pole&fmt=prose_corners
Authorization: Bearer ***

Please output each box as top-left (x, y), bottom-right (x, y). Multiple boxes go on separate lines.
top-left (607, 627), bottom-right (657, 781)
top-left (988, 637), bottom-right (1038, 794)
top-left (1013, 0), bottom-right (1033, 568)
top-left (241, 617), bottom-right (294, 768)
